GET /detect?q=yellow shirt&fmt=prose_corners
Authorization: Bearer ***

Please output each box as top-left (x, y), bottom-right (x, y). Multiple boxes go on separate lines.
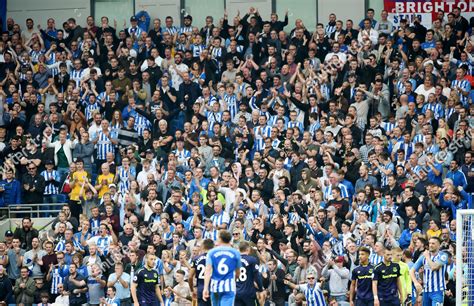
top-left (70, 170), bottom-right (89, 202)
top-left (397, 261), bottom-right (412, 299)
top-left (427, 229), bottom-right (441, 238)
top-left (96, 173), bottom-right (115, 198)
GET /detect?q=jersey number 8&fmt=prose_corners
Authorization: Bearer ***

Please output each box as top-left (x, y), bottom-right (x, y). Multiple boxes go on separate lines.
top-left (237, 267), bottom-right (247, 282)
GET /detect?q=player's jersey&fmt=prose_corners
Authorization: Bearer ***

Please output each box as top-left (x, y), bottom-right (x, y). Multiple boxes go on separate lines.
top-left (236, 254), bottom-right (259, 296)
top-left (412, 251), bottom-right (448, 293)
top-left (206, 246), bottom-right (242, 293)
top-left (192, 253), bottom-right (207, 295)
top-left (351, 264), bottom-right (374, 301)
top-left (373, 262), bottom-right (401, 303)
top-left (133, 266), bottom-right (160, 303)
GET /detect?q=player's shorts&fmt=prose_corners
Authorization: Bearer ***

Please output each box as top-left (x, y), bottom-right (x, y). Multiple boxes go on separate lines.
top-left (198, 297), bottom-right (212, 306)
top-left (422, 291), bottom-right (444, 306)
top-left (211, 291), bottom-right (236, 306)
top-left (355, 298), bottom-right (374, 306)
top-left (234, 295), bottom-right (257, 306)
top-left (379, 300), bottom-right (400, 306)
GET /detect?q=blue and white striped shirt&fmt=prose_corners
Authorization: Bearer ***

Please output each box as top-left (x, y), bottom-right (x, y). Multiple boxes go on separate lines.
top-left (224, 93), bottom-right (238, 120)
top-left (203, 229), bottom-right (218, 241)
top-left (451, 79), bottom-right (471, 106)
top-left (127, 26), bottom-right (143, 38)
top-left (29, 49), bottom-right (45, 64)
top-left (134, 114), bottom-right (151, 136)
top-left (287, 120), bottom-right (304, 133)
top-left (117, 166), bottom-right (136, 193)
top-left (422, 103), bottom-right (444, 119)
top-left (50, 265), bottom-right (68, 294)
top-left (323, 184), bottom-right (349, 201)
top-left (380, 162), bottom-right (394, 187)
top-left (70, 69), bottom-right (85, 87)
top-left (96, 131), bottom-right (115, 160)
top-left (329, 236), bottom-right (345, 256)
top-left (253, 125), bottom-right (272, 152)
top-left (381, 121), bottom-right (395, 134)
top-left (173, 148), bottom-right (191, 166)
top-left (412, 251), bottom-right (448, 293)
top-left (180, 26), bottom-right (193, 35)
top-left (89, 217), bottom-right (101, 236)
top-left (211, 212), bottom-right (230, 228)
top-left (206, 111), bottom-right (222, 130)
top-left (164, 26), bottom-right (178, 35)
top-left (369, 253), bottom-right (384, 266)
top-left (191, 44), bottom-right (206, 57)
top-left (97, 91), bottom-right (120, 103)
top-left (41, 170), bottom-right (60, 195)
top-left (211, 47), bottom-right (223, 60)
top-left (299, 283), bottom-right (327, 306)
top-left (85, 101), bottom-right (101, 121)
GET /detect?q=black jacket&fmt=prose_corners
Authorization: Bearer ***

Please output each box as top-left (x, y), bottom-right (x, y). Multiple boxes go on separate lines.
top-left (13, 227), bottom-right (39, 251)
top-left (21, 173), bottom-right (45, 204)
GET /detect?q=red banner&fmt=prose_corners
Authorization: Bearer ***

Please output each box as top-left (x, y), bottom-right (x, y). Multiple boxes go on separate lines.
top-left (384, 0), bottom-right (474, 28)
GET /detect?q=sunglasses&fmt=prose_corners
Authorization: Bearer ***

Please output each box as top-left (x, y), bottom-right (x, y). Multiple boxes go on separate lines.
top-left (307, 277), bottom-right (315, 280)
top-left (28, 167), bottom-right (36, 170)
top-left (233, 233), bottom-right (240, 236)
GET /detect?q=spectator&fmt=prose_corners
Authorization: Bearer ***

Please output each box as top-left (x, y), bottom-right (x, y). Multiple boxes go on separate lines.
top-left (13, 217), bottom-right (39, 251)
top-left (13, 266), bottom-right (35, 304)
top-left (0, 168), bottom-right (21, 207)
top-left (0, 266), bottom-right (13, 305)
top-left (63, 263), bottom-right (88, 305)
top-left (21, 162), bottom-right (45, 204)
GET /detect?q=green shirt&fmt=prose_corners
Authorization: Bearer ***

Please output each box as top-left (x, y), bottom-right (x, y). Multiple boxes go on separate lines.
top-left (57, 145), bottom-right (69, 168)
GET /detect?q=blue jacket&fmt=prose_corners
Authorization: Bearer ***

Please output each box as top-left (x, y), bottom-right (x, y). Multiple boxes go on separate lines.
top-left (446, 169), bottom-right (467, 189)
top-left (0, 179), bottom-right (21, 206)
top-left (439, 190), bottom-right (469, 218)
top-left (135, 11), bottom-right (151, 32)
top-left (399, 228), bottom-right (421, 249)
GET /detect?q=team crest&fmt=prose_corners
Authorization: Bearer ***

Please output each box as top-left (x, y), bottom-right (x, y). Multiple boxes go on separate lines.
top-left (393, 267), bottom-right (398, 272)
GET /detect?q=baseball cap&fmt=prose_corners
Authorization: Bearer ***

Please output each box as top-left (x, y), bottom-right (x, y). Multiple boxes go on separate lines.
top-left (335, 256), bottom-right (345, 263)
top-left (130, 16), bottom-right (138, 22)
top-left (108, 183), bottom-right (117, 189)
top-left (45, 160), bottom-right (54, 165)
top-left (5, 230), bottom-right (13, 237)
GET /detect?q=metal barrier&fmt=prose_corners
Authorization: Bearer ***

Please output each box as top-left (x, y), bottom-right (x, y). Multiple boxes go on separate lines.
top-left (0, 202), bottom-right (67, 219)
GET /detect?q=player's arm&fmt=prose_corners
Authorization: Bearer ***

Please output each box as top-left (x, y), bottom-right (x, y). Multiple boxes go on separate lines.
top-left (372, 280), bottom-right (379, 306)
top-left (235, 267), bottom-right (240, 281)
top-left (155, 283), bottom-right (164, 305)
top-left (409, 255), bottom-right (424, 294)
top-left (349, 279), bottom-right (357, 305)
top-left (397, 276), bottom-right (405, 303)
top-left (424, 251), bottom-right (444, 271)
top-left (188, 266), bottom-right (196, 288)
top-left (203, 263), bottom-right (213, 301)
top-left (131, 281), bottom-right (139, 306)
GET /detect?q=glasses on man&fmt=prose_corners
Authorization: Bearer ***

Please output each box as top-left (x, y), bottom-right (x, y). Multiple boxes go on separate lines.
top-left (28, 167), bottom-right (36, 170)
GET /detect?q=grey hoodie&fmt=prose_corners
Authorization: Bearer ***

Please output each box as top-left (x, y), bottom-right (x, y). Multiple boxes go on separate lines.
top-left (321, 263), bottom-right (350, 297)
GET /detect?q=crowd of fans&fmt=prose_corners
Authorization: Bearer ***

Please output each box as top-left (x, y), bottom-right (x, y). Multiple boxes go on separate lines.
top-left (0, 4), bottom-right (472, 306)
